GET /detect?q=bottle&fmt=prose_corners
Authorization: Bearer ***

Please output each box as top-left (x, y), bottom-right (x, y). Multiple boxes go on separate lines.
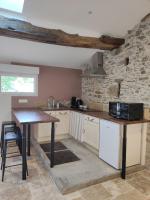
top-left (56, 102), bottom-right (60, 109)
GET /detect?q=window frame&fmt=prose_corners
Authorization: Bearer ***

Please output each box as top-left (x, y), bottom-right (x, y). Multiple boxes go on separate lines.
top-left (0, 64), bottom-right (39, 96)
top-left (0, 72), bottom-right (38, 96)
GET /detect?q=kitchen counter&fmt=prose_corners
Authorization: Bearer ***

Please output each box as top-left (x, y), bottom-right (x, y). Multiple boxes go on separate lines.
top-left (13, 107), bottom-right (150, 125)
top-left (80, 111), bottom-right (150, 125)
top-left (13, 109), bottom-right (59, 124)
top-left (13, 106), bottom-right (150, 180)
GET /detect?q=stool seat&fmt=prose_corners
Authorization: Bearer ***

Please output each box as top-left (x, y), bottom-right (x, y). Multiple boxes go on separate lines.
top-left (4, 132), bottom-right (18, 141)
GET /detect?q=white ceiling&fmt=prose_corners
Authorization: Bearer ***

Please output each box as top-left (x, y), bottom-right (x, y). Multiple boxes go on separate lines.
top-left (0, 0), bottom-right (149, 69)
top-left (22, 0), bottom-right (150, 37)
top-left (0, 36), bottom-right (99, 69)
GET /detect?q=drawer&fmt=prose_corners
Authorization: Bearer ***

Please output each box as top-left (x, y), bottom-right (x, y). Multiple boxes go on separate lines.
top-left (54, 111), bottom-right (70, 116)
top-left (44, 111), bottom-right (56, 116)
top-left (84, 115), bottom-right (99, 123)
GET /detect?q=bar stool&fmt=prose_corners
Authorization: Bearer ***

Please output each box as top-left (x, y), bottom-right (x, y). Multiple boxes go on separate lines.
top-left (1, 121), bottom-right (28, 182)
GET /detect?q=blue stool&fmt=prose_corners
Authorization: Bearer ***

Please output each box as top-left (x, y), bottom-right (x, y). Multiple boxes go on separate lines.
top-left (1, 121), bottom-right (28, 181)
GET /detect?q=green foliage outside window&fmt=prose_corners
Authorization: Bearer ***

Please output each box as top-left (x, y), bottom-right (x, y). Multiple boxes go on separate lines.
top-left (1, 76), bottom-right (16, 92)
top-left (1, 76), bottom-right (34, 92)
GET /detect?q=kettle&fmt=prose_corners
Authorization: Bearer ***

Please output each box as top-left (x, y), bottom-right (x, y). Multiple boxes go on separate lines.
top-left (76, 99), bottom-right (83, 108)
top-left (71, 96), bottom-right (77, 108)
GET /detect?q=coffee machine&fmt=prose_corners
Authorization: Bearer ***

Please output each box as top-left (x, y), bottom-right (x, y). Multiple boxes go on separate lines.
top-left (70, 97), bottom-right (83, 108)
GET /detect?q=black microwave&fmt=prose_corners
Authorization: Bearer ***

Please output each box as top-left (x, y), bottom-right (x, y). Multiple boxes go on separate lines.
top-left (109, 102), bottom-right (144, 120)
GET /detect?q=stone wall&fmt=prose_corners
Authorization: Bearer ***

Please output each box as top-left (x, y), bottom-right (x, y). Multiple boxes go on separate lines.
top-left (82, 19), bottom-right (150, 165)
top-left (82, 20), bottom-right (150, 111)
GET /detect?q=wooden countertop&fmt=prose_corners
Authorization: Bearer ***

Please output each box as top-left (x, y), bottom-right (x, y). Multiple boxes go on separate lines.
top-left (13, 109), bottom-right (59, 124)
top-left (80, 111), bottom-right (150, 125)
top-left (13, 107), bottom-right (150, 125)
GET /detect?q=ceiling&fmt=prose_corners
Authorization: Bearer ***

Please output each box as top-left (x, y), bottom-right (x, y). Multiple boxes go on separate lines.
top-left (0, 0), bottom-right (149, 69)
top-left (0, 36), bottom-right (98, 69)
top-left (23, 0), bottom-right (150, 37)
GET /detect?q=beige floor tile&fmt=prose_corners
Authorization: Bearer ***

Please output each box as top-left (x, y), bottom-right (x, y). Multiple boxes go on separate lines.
top-left (127, 173), bottom-right (150, 196)
top-left (65, 191), bottom-right (82, 200)
top-left (107, 190), bottom-right (148, 200)
top-left (80, 183), bottom-right (112, 200)
top-left (102, 178), bottom-right (134, 197)
top-left (1, 147), bottom-right (150, 200)
top-left (0, 184), bottom-right (31, 200)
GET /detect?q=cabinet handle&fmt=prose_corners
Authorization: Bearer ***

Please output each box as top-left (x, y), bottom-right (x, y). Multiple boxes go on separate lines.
top-left (90, 118), bottom-right (94, 122)
top-left (59, 112), bottom-right (67, 115)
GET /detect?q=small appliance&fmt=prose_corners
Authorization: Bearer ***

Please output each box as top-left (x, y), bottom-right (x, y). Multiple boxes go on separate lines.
top-left (109, 102), bottom-right (143, 120)
top-left (70, 97), bottom-right (83, 108)
top-left (71, 96), bottom-right (77, 108)
top-left (76, 99), bottom-right (83, 108)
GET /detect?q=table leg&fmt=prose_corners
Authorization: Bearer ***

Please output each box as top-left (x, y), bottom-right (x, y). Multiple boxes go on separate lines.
top-left (22, 124), bottom-right (27, 180)
top-left (121, 125), bottom-right (127, 179)
top-left (27, 124), bottom-right (31, 156)
top-left (50, 122), bottom-right (55, 168)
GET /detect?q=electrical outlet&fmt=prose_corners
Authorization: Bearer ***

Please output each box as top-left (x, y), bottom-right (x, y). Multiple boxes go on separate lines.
top-left (18, 99), bottom-right (28, 104)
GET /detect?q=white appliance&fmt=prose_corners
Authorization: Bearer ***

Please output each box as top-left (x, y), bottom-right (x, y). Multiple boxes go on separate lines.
top-left (99, 119), bottom-right (142, 169)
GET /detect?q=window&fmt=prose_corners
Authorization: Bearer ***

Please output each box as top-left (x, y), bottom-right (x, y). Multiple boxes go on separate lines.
top-left (0, 0), bottom-right (24, 13)
top-left (1, 75), bottom-right (35, 93)
top-left (0, 64), bottom-right (39, 96)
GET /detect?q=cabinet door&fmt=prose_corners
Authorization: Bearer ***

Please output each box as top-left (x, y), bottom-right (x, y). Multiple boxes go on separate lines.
top-left (55, 111), bottom-right (69, 135)
top-left (69, 111), bottom-right (74, 137)
top-left (69, 111), bottom-right (84, 142)
top-left (126, 124), bottom-right (141, 166)
top-left (83, 116), bottom-right (100, 150)
top-left (38, 123), bottom-right (51, 137)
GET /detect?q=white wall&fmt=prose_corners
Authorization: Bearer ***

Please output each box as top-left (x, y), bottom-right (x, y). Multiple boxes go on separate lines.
top-left (0, 94), bottom-right (11, 134)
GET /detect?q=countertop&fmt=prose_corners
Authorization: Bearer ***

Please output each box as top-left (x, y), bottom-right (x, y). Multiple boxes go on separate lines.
top-left (13, 109), bottom-right (59, 124)
top-left (13, 107), bottom-right (150, 125)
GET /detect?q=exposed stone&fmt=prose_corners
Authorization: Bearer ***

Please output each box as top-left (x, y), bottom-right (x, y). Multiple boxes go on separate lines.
top-left (141, 70), bottom-right (146, 74)
top-left (107, 85), bottom-right (118, 97)
top-left (139, 77), bottom-right (149, 80)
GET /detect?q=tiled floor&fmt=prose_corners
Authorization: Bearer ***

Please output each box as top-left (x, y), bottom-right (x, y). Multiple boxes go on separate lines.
top-left (1, 147), bottom-right (150, 200)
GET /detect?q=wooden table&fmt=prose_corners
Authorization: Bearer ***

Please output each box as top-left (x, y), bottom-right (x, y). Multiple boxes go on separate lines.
top-left (13, 109), bottom-right (59, 180)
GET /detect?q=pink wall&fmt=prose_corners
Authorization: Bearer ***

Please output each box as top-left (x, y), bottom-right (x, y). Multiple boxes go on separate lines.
top-left (12, 65), bottom-right (82, 108)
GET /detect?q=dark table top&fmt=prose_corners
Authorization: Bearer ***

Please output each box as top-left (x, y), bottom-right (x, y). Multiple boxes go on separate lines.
top-left (13, 109), bottom-right (59, 124)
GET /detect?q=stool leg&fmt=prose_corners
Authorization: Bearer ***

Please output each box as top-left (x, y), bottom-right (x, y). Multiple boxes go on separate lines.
top-left (2, 141), bottom-right (7, 182)
top-left (26, 162), bottom-right (28, 176)
top-left (1, 138), bottom-right (4, 158)
top-left (1, 143), bottom-right (4, 170)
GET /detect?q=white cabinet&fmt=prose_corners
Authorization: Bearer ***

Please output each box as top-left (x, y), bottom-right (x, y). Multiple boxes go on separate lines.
top-left (35, 110), bottom-right (70, 142)
top-left (99, 119), bottom-right (143, 169)
top-left (35, 111), bottom-right (52, 142)
top-left (54, 111), bottom-right (70, 135)
top-left (126, 124), bottom-right (142, 167)
top-left (69, 111), bottom-right (84, 142)
top-left (83, 115), bottom-right (100, 150)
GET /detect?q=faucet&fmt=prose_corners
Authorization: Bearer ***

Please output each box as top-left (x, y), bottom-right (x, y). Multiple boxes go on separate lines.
top-left (48, 96), bottom-right (55, 108)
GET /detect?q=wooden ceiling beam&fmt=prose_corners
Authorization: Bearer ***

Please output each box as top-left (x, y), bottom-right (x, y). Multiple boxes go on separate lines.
top-left (0, 15), bottom-right (125, 50)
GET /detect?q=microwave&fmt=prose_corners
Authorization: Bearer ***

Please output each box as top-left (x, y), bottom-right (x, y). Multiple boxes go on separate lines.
top-left (109, 102), bottom-right (144, 120)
